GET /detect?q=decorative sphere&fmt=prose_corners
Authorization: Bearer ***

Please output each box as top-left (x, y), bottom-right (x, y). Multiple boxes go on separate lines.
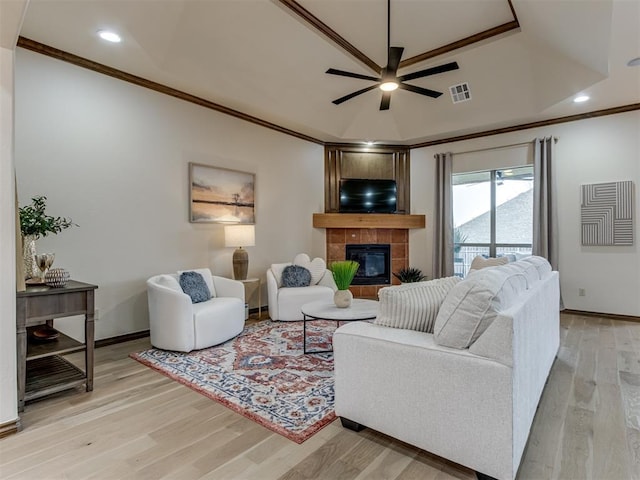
top-left (45, 268), bottom-right (70, 287)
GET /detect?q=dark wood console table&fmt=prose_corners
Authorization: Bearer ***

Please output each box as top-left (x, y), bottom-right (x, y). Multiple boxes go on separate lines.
top-left (16, 280), bottom-right (98, 412)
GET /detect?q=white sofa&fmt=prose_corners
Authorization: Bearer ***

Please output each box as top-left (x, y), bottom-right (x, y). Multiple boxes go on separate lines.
top-left (147, 268), bottom-right (245, 352)
top-left (334, 258), bottom-right (560, 480)
top-left (267, 254), bottom-right (337, 321)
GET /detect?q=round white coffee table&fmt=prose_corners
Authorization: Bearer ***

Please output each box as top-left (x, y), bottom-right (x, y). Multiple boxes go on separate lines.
top-left (301, 299), bottom-right (379, 354)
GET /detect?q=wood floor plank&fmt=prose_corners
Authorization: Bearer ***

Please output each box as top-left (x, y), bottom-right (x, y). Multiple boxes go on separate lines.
top-left (2, 313), bottom-right (640, 479)
top-left (592, 382), bottom-right (632, 480)
top-left (557, 405), bottom-right (594, 479)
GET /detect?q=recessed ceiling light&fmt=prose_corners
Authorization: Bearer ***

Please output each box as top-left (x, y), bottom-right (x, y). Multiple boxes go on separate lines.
top-left (574, 95), bottom-right (590, 103)
top-left (628, 57), bottom-right (640, 67)
top-left (97, 30), bottom-right (121, 43)
top-left (365, 141), bottom-right (375, 146)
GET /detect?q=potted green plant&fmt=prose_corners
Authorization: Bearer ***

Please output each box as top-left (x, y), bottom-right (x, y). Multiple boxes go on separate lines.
top-left (393, 267), bottom-right (427, 283)
top-left (330, 260), bottom-right (359, 308)
top-left (453, 227), bottom-right (468, 257)
top-left (19, 196), bottom-right (76, 279)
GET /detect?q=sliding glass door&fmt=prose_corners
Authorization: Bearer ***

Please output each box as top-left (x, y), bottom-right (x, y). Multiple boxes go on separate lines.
top-left (452, 165), bottom-right (534, 277)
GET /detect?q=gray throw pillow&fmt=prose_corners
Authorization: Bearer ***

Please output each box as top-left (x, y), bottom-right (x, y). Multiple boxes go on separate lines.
top-left (281, 265), bottom-right (312, 287)
top-left (179, 271), bottom-right (212, 303)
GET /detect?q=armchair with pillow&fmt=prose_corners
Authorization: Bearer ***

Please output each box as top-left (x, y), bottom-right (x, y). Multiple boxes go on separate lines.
top-left (147, 268), bottom-right (245, 352)
top-left (266, 253), bottom-right (337, 321)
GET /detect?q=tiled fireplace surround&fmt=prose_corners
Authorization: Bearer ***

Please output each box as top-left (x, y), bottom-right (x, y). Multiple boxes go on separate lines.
top-left (326, 228), bottom-right (408, 298)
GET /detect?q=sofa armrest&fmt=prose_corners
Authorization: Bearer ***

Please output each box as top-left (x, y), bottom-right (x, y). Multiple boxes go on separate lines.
top-left (147, 279), bottom-right (195, 351)
top-left (212, 276), bottom-right (245, 302)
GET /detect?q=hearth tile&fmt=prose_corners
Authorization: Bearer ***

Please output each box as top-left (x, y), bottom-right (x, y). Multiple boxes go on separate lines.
top-left (329, 229), bottom-right (346, 243)
top-left (377, 229), bottom-right (392, 243)
top-left (345, 229), bottom-right (361, 244)
top-left (328, 243), bottom-right (345, 263)
top-left (392, 243), bottom-right (407, 259)
top-left (392, 229), bottom-right (408, 243)
top-left (361, 286), bottom-right (378, 299)
top-left (360, 229), bottom-right (378, 243)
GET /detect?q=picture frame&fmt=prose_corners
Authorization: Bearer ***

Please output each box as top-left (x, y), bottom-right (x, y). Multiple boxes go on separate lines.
top-left (189, 162), bottom-right (255, 224)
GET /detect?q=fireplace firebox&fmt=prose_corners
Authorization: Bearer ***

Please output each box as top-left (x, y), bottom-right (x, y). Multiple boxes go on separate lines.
top-left (345, 244), bottom-right (391, 285)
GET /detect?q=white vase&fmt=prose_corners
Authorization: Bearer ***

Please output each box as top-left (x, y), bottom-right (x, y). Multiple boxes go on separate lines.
top-left (334, 289), bottom-right (353, 308)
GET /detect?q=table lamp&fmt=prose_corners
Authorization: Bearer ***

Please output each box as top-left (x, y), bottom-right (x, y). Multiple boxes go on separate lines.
top-left (224, 225), bottom-right (255, 280)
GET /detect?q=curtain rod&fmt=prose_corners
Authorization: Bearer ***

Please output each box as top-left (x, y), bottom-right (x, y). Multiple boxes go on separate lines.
top-left (452, 137), bottom-right (558, 156)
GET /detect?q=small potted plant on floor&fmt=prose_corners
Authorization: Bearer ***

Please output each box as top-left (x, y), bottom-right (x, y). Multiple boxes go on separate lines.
top-left (330, 260), bottom-right (359, 308)
top-left (393, 267), bottom-right (427, 283)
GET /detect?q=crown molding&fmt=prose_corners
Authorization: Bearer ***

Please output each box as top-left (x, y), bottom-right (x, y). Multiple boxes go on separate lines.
top-left (17, 37), bottom-right (324, 146)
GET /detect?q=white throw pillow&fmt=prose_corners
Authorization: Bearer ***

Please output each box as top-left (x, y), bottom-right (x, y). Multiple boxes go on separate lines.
top-left (433, 267), bottom-right (528, 349)
top-left (293, 253), bottom-right (326, 285)
top-left (375, 277), bottom-right (461, 333)
top-left (469, 255), bottom-right (509, 272)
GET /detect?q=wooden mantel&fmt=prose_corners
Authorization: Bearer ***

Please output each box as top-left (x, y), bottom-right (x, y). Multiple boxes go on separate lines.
top-left (313, 213), bottom-right (425, 229)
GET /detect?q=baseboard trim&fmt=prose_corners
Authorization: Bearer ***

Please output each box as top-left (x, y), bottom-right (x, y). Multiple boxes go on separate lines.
top-left (563, 309), bottom-right (640, 323)
top-left (0, 419), bottom-right (21, 438)
top-left (95, 330), bottom-right (150, 348)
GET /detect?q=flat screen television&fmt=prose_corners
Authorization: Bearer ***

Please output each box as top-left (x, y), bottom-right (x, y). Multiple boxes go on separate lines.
top-left (339, 178), bottom-right (397, 214)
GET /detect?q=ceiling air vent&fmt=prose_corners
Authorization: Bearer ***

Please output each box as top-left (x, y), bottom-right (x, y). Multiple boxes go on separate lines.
top-left (450, 83), bottom-right (471, 104)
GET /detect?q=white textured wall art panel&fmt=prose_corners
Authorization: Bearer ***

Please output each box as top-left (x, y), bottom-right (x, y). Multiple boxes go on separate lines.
top-left (581, 181), bottom-right (634, 246)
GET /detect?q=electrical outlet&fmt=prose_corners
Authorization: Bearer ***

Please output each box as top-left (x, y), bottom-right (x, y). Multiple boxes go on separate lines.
top-left (95, 308), bottom-right (100, 320)
top-left (578, 288), bottom-right (586, 297)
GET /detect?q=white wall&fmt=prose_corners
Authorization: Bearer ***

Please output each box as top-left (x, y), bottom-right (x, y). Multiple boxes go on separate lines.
top-left (15, 50), bottom-right (325, 340)
top-left (0, 46), bottom-right (18, 426)
top-left (411, 110), bottom-right (640, 316)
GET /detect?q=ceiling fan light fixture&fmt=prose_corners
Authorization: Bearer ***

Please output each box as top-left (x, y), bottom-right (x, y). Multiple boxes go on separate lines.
top-left (380, 81), bottom-right (399, 92)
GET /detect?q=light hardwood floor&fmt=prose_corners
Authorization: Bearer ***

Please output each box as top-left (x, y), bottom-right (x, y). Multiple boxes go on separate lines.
top-left (1, 313), bottom-right (639, 479)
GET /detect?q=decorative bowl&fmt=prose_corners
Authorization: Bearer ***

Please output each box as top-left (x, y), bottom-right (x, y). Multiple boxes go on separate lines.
top-left (45, 268), bottom-right (70, 287)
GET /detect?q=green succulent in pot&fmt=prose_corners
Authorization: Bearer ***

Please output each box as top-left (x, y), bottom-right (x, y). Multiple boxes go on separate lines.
top-left (393, 267), bottom-right (427, 283)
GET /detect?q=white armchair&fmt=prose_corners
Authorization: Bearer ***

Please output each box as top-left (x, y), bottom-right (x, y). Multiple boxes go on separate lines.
top-left (267, 254), bottom-right (337, 321)
top-left (147, 268), bottom-right (245, 352)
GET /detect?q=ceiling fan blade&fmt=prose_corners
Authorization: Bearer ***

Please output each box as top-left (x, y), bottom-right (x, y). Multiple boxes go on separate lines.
top-left (386, 47), bottom-right (404, 76)
top-left (398, 61), bottom-right (459, 82)
top-left (326, 68), bottom-right (380, 82)
top-left (332, 84), bottom-right (380, 105)
top-left (380, 92), bottom-right (392, 111)
top-left (399, 83), bottom-right (442, 98)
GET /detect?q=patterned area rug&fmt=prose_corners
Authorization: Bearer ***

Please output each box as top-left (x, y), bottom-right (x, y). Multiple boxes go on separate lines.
top-left (130, 320), bottom-right (336, 443)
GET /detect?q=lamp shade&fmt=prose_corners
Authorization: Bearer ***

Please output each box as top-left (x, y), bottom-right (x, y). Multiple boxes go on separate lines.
top-left (224, 225), bottom-right (255, 248)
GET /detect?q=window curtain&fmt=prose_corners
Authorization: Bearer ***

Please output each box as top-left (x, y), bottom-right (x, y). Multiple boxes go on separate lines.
top-left (432, 152), bottom-right (454, 279)
top-left (532, 136), bottom-right (563, 308)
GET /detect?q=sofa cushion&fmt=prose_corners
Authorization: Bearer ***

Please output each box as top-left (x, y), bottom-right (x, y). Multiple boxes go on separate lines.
top-left (179, 271), bottom-right (212, 304)
top-left (469, 255), bottom-right (509, 272)
top-left (281, 265), bottom-right (312, 287)
top-left (375, 276), bottom-right (461, 333)
top-left (293, 253), bottom-right (326, 285)
top-left (433, 266), bottom-right (528, 349)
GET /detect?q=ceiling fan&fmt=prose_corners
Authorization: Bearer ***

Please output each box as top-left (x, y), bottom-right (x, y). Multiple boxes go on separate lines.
top-left (326, 0), bottom-right (459, 111)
